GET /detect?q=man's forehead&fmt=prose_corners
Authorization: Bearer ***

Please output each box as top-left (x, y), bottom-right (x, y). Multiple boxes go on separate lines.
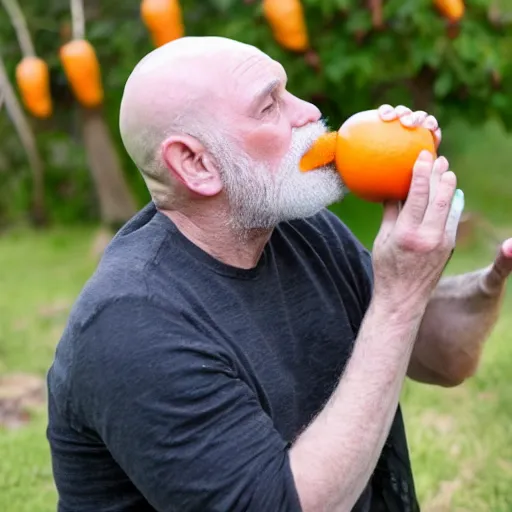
top-left (231, 51), bottom-right (286, 83)
top-left (226, 52), bottom-right (287, 102)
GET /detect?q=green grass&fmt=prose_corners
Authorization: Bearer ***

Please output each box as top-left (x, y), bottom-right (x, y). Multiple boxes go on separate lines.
top-left (403, 256), bottom-right (512, 512)
top-left (1, 118), bottom-right (512, 511)
top-left (0, 227), bottom-right (97, 512)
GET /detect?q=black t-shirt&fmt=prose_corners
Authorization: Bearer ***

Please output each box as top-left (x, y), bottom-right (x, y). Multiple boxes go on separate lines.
top-left (46, 202), bottom-right (419, 512)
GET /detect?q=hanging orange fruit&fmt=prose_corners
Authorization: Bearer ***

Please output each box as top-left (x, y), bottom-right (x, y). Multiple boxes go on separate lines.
top-left (15, 56), bottom-right (53, 119)
top-left (141, 0), bottom-right (184, 48)
top-left (262, 0), bottom-right (309, 52)
top-left (59, 39), bottom-right (104, 108)
top-left (300, 110), bottom-right (437, 203)
top-left (434, 0), bottom-right (465, 23)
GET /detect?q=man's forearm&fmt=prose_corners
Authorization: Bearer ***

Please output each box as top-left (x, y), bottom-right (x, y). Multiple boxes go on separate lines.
top-left (409, 267), bottom-right (506, 386)
top-left (289, 297), bottom-right (426, 512)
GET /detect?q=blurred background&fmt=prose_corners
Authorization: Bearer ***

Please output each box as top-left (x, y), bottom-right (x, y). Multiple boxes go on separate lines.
top-left (0, 1), bottom-right (511, 511)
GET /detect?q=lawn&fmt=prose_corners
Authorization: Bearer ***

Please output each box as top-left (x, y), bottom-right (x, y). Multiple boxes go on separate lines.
top-left (1, 119), bottom-right (511, 511)
top-left (0, 227), bottom-right (97, 512)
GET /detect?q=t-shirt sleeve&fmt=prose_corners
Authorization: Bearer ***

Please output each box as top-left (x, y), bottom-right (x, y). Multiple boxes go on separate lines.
top-left (73, 298), bottom-right (303, 512)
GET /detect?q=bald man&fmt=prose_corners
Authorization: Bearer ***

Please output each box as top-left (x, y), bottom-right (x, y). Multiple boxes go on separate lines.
top-left (47, 37), bottom-right (511, 512)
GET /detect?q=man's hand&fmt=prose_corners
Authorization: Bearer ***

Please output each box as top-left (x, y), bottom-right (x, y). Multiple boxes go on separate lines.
top-left (371, 105), bottom-right (512, 386)
top-left (408, 238), bottom-right (512, 387)
top-left (377, 103), bottom-right (442, 149)
top-left (371, 150), bottom-right (463, 311)
top-left (481, 238), bottom-right (512, 295)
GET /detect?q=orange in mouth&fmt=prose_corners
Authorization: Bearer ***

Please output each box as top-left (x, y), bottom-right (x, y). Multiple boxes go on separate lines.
top-left (299, 131), bottom-right (338, 172)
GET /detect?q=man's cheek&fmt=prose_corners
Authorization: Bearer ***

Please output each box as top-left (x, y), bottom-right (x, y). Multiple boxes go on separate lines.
top-left (244, 128), bottom-right (291, 164)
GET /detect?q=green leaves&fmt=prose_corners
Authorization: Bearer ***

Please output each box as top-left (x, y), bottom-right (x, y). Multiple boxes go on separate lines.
top-left (268, 0), bottom-right (511, 128)
top-left (434, 70), bottom-right (453, 98)
top-left (1, 0), bottom-right (512, 224)
top-left (208, 0), bottom-right (239, 13)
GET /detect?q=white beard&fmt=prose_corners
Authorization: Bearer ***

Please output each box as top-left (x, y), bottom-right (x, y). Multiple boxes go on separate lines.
top-left (216, 120), bottom-right (347, 231)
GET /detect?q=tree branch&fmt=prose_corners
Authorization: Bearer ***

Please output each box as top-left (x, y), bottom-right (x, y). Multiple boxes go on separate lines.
top-left (368, 0), bottom-right (384, 29)
top-left (1, 0), bottom-right (36, 57)
top-left (70, 0), bottom-right (85, 40)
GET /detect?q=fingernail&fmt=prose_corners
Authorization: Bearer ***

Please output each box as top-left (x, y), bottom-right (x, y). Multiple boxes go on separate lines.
top-left (452, 189), bottom-right (465, 210)
top-left (434, 156), bottom-right (449, 169)
top-left (380, 109), bottom-right (395, 120)
top-left (425, 118), bottom-right (436, 129)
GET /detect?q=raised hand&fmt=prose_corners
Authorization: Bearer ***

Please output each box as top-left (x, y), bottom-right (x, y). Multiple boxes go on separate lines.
top-left (481, 239), bottom-right (512, 295)
top-left (372, 150), bottom-right (464, 310)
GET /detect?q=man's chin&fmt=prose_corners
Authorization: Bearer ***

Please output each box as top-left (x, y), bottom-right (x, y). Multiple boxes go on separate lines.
top-left (280, 189), bottom-right (347, 222)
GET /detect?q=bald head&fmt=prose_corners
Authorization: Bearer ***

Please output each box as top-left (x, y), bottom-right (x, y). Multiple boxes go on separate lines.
top-left (120, 36), bottom-right (261, 141)
top-left (119, 37), bottom-right (268, 208)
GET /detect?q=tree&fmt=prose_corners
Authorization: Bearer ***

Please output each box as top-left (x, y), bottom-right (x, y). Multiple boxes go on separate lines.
top-left (1, 0), bottom-right (48, 225)
top-left (185, 0), bottom-right (512, 130)
top-left (0, 0), bottom-right (511, 225)
top-left (59, 0), bottom-right (138, 228)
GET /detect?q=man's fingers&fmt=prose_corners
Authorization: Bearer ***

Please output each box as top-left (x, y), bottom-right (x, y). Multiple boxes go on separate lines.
top-left (421, 171), bottom-right (458, 234)
top-left (484, 238), bottom-right (512, 292)
top-left (395, 105), bottom-right (412, 118)
top-left (423, 115), bottom-right (438, 132)
top-left (429, 156), bottom-right (450, 207)
top-left (401, 110), bottom-right (428, 128)
top-left (433, 127), bottom-right (442, 149)
top-left (422, 115), bottom-right (442, 148)
top-left (378, 104), bottom-right (396, 121)
top-left (378, 200), bottom-right (400, 239)
top-left (382, 200), bottom-right (400, 224)
top-left (502, 238), bottom-right (512, 260)
top-left (445, 188), bottom-right (465, 246)
top-left (399, 150), bottom-right (434, 226)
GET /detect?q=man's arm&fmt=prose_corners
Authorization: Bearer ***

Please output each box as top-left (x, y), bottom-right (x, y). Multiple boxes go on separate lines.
top-left (290, 295), bottom-right (425, 511)
top-left (408, 240), bottom-right (512, 387)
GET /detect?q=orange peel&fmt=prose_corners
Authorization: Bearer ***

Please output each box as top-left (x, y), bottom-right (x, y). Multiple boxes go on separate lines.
top-left (299, 131), bottom-right (337, 172)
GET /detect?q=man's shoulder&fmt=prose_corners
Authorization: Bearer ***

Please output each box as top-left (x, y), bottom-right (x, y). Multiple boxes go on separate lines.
top-left (66, 203), bottom-right (181, 328)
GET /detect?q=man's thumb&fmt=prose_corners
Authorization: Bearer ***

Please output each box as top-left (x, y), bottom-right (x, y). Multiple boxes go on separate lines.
top-left (378, 200), bottom-right (400, 238)
top-left (483, 238), bottom-right (512, 293)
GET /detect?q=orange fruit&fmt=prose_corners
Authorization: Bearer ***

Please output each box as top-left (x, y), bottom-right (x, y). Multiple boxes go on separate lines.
top-left (141, 0), bottom-right (184, 47)
top-left (434, 0), bottom-right (465, 23)
top-left (300, 109), bottom-right (437, 202)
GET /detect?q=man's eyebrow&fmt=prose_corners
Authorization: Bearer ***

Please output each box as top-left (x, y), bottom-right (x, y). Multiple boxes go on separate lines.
top-left (252, 79), bottom-right (281, 106)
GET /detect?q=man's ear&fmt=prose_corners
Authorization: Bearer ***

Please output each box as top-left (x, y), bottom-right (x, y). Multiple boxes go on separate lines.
top-left (161, 135), bottom-right (223, 197)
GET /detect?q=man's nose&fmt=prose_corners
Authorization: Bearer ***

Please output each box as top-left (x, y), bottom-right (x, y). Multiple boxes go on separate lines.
top-left (292, 98), bottom-right (322, 128)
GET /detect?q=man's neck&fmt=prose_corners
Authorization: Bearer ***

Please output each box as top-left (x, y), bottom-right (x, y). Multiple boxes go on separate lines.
top-left (161, 209), bottom-right (272, 270)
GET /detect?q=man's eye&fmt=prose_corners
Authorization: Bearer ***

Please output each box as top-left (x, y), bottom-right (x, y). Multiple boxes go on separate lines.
top-left (263, 102), bottom-right (276, 114)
